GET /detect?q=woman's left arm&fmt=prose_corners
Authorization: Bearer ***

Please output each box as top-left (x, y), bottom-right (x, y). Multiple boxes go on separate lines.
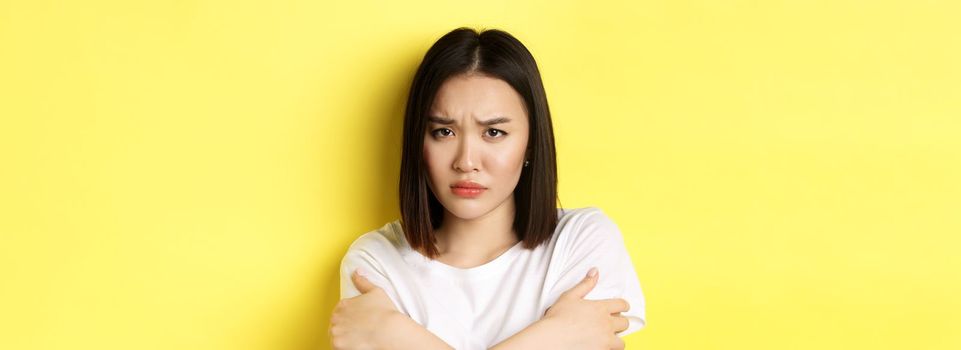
top-left (329, 268), bottom-right (453, 350)
top-left (543, 208), bottom-right (647, 336)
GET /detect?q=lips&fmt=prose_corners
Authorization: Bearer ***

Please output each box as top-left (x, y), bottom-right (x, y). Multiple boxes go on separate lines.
top-left (451, 180), bottom-right (487, 198)
top-left (452, 180), bottom-right (487, 189)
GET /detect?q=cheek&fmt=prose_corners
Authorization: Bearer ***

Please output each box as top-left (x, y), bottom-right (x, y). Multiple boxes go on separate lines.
top-left (422, 148), bottom-right (439, 193)
top-left (422, 148), bottom-right (433, 174)
top-left (488, 146), bottom-right (526, 172)
top-left (423, 141), bottom-right (436, 165)
top-left (422, 145), bottom-right (442, 179)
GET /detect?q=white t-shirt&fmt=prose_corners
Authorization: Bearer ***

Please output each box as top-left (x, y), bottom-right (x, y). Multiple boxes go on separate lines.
top-left (338, 206), bottom-right (647, 349)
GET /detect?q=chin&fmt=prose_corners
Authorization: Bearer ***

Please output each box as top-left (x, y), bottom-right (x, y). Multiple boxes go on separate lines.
top-left (441, 198), bottom-right (495, 220)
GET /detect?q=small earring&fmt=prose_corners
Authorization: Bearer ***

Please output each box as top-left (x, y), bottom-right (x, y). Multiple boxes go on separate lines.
top-left (523, 160), bottom-right (530, 167)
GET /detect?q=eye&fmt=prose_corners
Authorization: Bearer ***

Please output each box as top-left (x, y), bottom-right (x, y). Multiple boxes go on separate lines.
top-left (486, 129), bottom-right (508, 138)
top-left (431, 128), bottom-right (454, 138)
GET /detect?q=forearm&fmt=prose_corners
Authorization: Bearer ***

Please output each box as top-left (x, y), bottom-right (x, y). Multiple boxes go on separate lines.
top-left (381, 312), bottom-right (453, 350)
top-left (488, 318), bottom-right (567, 350)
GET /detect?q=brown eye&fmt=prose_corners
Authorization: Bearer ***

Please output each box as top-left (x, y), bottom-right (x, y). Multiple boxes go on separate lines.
top-left (432, 128), bottom-right (453, 138)
top-left (486, 129), bottom-right (507, 138)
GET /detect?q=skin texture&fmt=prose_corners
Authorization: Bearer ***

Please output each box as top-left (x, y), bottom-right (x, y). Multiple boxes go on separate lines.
top-left (421, 72), bottom-right (530, 267)
top-left (329, 73), bottom-right (631, 349)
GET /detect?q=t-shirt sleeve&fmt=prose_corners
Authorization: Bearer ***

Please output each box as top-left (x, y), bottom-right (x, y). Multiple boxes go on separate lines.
top-left (338, 243), bottom-right (402, 311)
top-left (547, 207), bottom-right (647, 337)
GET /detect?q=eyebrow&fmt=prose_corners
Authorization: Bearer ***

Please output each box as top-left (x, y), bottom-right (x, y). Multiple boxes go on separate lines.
top-left (428, 115), bottom-right (512, 126)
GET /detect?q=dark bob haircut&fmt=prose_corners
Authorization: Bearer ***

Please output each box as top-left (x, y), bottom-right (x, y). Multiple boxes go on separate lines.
top-left (399, 27), bottom-right (560, 259)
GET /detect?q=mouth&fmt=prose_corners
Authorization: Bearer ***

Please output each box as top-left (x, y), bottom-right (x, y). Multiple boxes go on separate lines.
top-left (451, 181), bottom-right (487, 198)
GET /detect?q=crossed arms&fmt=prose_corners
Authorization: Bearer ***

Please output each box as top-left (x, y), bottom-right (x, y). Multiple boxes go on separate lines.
top-left (329, 267), bottom-right (630, 350)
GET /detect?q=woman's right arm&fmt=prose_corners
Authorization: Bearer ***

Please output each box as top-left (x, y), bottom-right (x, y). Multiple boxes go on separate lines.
top-left (331, 269), bottom-right (454, 350)
top-left (489, 268), bottom-right (630, 350)
top-left (381, 311), bottom-right (454, 350)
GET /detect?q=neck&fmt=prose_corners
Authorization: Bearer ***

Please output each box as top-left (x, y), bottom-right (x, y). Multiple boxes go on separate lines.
top-left (433, 197), bottom-right (519, 265)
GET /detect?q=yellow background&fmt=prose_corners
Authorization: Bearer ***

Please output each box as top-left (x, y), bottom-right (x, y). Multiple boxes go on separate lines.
top-left (1, 0), bottom-right (959, 349)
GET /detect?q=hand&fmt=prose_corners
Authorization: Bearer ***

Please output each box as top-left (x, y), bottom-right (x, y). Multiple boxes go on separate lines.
top-left (329, 267), bottom-right (402, 350)
top-left (542, 267), bottom-right (631, 350)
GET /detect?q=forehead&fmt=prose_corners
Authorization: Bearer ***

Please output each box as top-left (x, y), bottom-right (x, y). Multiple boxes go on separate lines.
top-left (429, 73), bottom-right (528, 122)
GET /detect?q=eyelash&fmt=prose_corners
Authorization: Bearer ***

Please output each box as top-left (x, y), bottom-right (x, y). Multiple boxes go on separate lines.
top-left (431, 128), bottom-right (508, 139)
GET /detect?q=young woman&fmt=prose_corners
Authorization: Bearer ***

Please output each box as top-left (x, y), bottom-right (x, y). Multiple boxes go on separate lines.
top-left (329, 27), bottom-right (646, 350)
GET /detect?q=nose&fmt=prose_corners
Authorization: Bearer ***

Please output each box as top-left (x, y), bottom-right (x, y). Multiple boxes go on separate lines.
top-left (452, 134), bottom-right (478, 173)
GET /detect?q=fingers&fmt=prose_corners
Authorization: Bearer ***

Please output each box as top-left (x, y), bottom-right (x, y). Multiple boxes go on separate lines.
top-left (562, 267), bottom-right (599, 300)
top-left (609, 334), bottom-right (626, 350)
top-left (600, 298), bottom-right (630, 314)
top-left (609, 314), bottom-right (630, 333)
top-left (606, 314), bottom-right (629, 350)
top-left (351, 267), bottom-right (378, 294)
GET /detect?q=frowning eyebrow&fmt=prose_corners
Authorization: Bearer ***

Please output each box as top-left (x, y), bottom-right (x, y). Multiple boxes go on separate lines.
top-left (428, 115), bottom-right (512, 126)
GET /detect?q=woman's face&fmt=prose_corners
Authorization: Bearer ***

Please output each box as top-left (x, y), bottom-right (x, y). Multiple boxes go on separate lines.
top-left (423, 73), bottom-right (530, 221)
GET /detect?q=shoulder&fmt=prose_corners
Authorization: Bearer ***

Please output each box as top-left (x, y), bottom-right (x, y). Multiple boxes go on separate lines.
top-left (550, 206), bottom-right (630, 260)
top-left (338, 221), bottom-right (408, 301)
top-left (558, 206), bottom-right (615, 225)
top-left (340, 220), bottom-right (407, 264)
top-left (556, 206), bottom-right (623, 243)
